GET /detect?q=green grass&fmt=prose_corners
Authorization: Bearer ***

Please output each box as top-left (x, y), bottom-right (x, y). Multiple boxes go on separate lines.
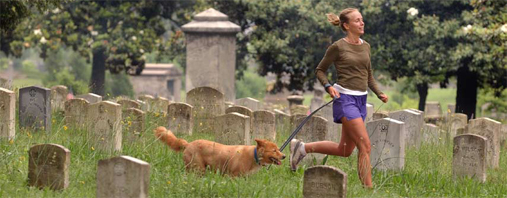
top-left (1, 112), bottom-right (506, 197)
top-left (365, 88), bottom-right (456, 113)
top-left (12, 78), bottom-right (43, 88)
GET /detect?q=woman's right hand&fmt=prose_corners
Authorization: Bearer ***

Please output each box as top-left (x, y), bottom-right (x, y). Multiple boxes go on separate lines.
top-left (326, 86), bottom-right (340, 99)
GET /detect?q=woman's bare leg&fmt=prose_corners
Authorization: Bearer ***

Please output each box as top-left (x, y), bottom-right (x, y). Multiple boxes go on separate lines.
top-left (341, 117), bottom-right (372, 188)
top-left (304, 126), bottom-right (356, 157)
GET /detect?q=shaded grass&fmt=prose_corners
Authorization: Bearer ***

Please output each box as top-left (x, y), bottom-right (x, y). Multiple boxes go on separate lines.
top-left (0, 113), bottom-right (506, 197)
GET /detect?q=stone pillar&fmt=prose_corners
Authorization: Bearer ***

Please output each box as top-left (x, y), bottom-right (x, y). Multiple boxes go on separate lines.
top-left (182, 8), bottom-right (240, 102)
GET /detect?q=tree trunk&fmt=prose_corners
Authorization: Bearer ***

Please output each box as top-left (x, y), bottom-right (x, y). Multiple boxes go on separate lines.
top-left (417, 82), bottom-right (428, 111)
top-left (456, 64), bottom-right (478, 120)
top-left (90, 48), bottom-right (106, 96)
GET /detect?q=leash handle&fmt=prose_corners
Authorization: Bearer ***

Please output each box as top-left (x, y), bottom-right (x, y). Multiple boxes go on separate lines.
top-left (279, 98), bottom-right (335, 152)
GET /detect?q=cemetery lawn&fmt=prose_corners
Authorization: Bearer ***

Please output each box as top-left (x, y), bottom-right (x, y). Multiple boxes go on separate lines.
top-left (1, 113), bottom-right (506, 197)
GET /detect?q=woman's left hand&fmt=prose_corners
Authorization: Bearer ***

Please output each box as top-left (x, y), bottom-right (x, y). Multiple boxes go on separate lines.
top-left (379, 93), bottom-right (388, 103)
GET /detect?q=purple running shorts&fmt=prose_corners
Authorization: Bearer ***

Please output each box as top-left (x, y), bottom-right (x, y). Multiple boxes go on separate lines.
top-left (333, 93), bottom-right (367, 123)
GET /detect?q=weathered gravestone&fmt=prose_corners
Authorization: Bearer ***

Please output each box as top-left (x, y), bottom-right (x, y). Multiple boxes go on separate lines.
top-left (226, 105), bottom-right (253, 135)
top-left (182, 8), bottom-right (240, 102)
top-left (502, 124), bottom-right (507, 148)
top-left (287, 95), bottom-right (304, 110)
top-left (0, 77), bottom-right (9, 89)
top-left (117, 99), bottom-right (141, 110)
top-left (64, 98), bottom-right (89, 129)
top-left (366, 103), bottom-right (374, 122)
top-left (122, 108), bottom-right (145, 141)
top-left (0, 88), bottom-right (15, 139)
top-left (50, 85), bottom-right (68, 112)
top-left (252, 110), bottom-right (276, 141)
top-left (76, 93), bottom-right (102, 103)
top-left (309, 89), bottom-right (324, 115)
top-left (294, 116), bottom-right (328, 166)
top-left (274, 109), bottom-right (291, 138)
top-left (367, 118), bottom-right (406, 171)
top-left (422, 123), bottom-right (441, 144)
top-left (19, 86), bottom-right (51, 132)
top-left (448, 113), bottom-right (468, 139)
top-left (97, 156), bottom-right (150, 198)
top-left (235, 97), bottom-right (261, 111)
top-left (425, 101), bottom-right (442, 124)
top-left (152, 97), bottom-right (170, 114)
top-left (452, 134), bottom-right (487, 183)
top-left (447, 104), bottom-right (456, 114)
top-left (167, 102), bottom-right (193, 135)
top-left (138, 94), bottom-right (155, 111)
top-left (372, 111), bottom-right (388, 120)
top-left (186, 87), bottom-right (225, 133)
top-left (291, 105), bottom-right (309, 116)
top-left (87, 101), bottom-right (122, 153)
top-left (290, 114), bottom-right (307, 132)
top-left (28, 144), bottom-right (70, 190)
top-left (467, 117), bottom-right (501, 168)
top-left (303, 165), bottom-right (347, 198)
top-left (389, 109), bottom-right (423, 148)
top-left (214, 113), bottom-right (250, 145)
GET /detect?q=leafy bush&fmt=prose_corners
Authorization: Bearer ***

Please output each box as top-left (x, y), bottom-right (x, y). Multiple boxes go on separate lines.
top-left (43, 67), bottom-right (89, 95)
top-left (235, 68), bottom-right (266, 100)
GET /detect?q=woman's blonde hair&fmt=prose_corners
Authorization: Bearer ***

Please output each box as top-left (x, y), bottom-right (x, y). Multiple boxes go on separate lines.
top-left (326, 8), bottom-right (359, 31)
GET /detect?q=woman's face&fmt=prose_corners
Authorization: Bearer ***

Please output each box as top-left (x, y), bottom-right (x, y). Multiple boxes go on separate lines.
top-left (344, 11), bottom-right (364, 35)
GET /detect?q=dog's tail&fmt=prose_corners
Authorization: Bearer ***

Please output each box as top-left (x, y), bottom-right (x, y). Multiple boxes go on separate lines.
top-left (154, 126), bottom-right (188, 152)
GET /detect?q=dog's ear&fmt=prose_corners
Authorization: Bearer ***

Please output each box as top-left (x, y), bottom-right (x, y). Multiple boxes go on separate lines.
top-left (254, 139), bottom-right (265, 147)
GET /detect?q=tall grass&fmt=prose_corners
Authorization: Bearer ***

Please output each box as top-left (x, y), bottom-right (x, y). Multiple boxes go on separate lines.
top-left (0, 112), bottom-right (506, 197)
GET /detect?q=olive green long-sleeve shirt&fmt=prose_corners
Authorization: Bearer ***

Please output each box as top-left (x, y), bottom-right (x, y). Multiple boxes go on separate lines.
top-left (315, 38), bottom-right (383, 97)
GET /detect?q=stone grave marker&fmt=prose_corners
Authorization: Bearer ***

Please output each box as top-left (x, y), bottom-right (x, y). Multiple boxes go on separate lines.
top-left (186, 87), bottom-right (225, 133)
top-left (367, 118), bottom-right (406, 171)
top-left (97, 156), bottom-right (150, 198)
top-left (87, 101), bottom-right (122, 153)
top-left (389, 109), bottom-right (423, 148)
top-left (274, 109), bottom-right (291, 138)
top-left (182, 8), bottom-right (240, 102)
top-left (290, 114), bottom-right (307, 132)
top-left (19, 86), bottom-right (51, 132)
top-left (452, 134), bottom-right (487, 183)
top-left (0, 77), bottom-right (9, 89)
top-left (214, 112), bottom-right (250, 145)
top-left (449, 113), bottom-right (468, 138)
top-left (138, 94), bottom-right (155, 111)
top-left (117, 99), bottom-right (141, 110)
top-left (294, 116), bottom-right (328, 166)
top-left (287, 95), bottom-right (304, 110)
top-left (303, 165), bottom-right (347, 198)
top-left (422, 123), bottom-right (441, 144)
top-left (50, 85), bottom-right (68, 112)
top-left (372, 111), bottom-right (388, 120)
top-left (447, 104), bottom-right (456, 114)
top-left (235, 97), bottom-right (261, 111)
top-left (0, 88), bottom-right (15, 139)
top-left (28, 144), bottom-right (70, 190)
top-left (76, 93), bottom-right (102, 103)
top-left (425, 101), bottom-right (442, 124)
top-left (167, 102), bottom-right (193, 135)
top-left (366, 103), bottom-right (374, 122)
top-left (252, 110), bottom-right (276, 141)
top-left (122, 108), bottom-right (145, 141)
top-left (152, 97), bottom-right (170, 114)
top-left (226, 105), bottom-right (253, 118)
top-left (309, 90), bottom-right (324, 115)
top-left (467, 117), bottom-right (501, 168)
top-left (64, 98), bottom-right (89, 129)
top-left (291, 105), bottom-right (309, 115)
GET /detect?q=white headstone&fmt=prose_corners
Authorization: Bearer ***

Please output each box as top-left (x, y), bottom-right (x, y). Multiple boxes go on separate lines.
top-left (303, 165), bottom-right (347, 198)
top-left (452, 134), bottom-right (487, 183)
top-left (97, 156), bottom-right (150, 198)
top-left (50, 85), bottom-right (68, 112)
top-left (214, 113), bottom-right (251, 145)
top-left (64, 98), bottom-right (90, 129)
top-left (87, 101), bottom-right (122, 153)
top-left (186, 87), bottom-right (225, 133)
top-left (252, 110), bottom-right (276, 141)
top-left (28, 144), bottom-right (70, 190)
top-left (389, 109), bottom-right (423, 148)
top-left (467, 117), bottom-right (501, 168)
top-left (76, 93), bottom-right (102, 103)
top-left (0, 88), bottom-right (15, 139)
top-left (122, 108), bottom-right (145, 141)
top-left (235, 97), bottom-right (261, 111)
top-left (367, 118), bottom-right (406, 171)
top-left (167, 102), bottom-right (193, 135)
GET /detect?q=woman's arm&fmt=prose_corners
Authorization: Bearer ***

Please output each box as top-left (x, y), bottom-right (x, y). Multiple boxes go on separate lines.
top-left (367, 62), bottom-right (388, 103)
top-left (315, 43), bottom-right (339, 86)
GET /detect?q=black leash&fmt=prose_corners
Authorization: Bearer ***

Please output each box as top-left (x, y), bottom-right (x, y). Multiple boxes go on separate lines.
top-left (279, 98), bottom-right (336, 152)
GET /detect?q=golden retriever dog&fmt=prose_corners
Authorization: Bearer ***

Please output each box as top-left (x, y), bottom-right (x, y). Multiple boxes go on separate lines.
top-left (155, 126), bottom-right (285, 176)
